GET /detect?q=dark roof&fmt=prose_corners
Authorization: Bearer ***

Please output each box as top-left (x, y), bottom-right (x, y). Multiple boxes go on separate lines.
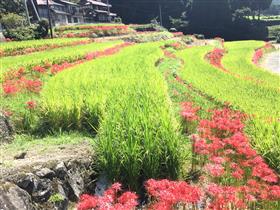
top-left (86, 0), bottom-right (108, 7)
top-left (36, 0), bottom-right (64, 6)
top-left (55, 0), bottom-right (79, 6)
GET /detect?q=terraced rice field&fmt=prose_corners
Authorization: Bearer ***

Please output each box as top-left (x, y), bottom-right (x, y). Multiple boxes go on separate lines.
top-left (1, 33), bottom-right (280, 209)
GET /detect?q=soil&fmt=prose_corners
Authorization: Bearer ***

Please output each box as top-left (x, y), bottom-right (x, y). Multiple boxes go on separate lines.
top-left (0, 140), bottom-right (92, 179)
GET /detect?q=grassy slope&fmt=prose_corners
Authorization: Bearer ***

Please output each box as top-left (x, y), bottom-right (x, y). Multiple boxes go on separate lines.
top-left (176, 46), bottom-right (280, 118)
top-left (176, 44), bottom-right (280, 171)
top-left (0, 41), bottom-right (121, 79)
top-left (0, 41), bottom-right (121, 123)
top-left (0, 38), bottom-right (89, 52)
top-left (39, 42), bottom-right (184, 190)
top-left (222, 40), bottom-right (280, 90)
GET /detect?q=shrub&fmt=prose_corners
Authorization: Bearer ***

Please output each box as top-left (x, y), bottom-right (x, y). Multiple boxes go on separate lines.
top-left (0, 13), bottom-right (26, 30)
top-left (3, 25), bottom-right (37, 41)
top-left (35, 18), bottom-right (49, 38)
top-left (123, 32), bottom-right (173, 43)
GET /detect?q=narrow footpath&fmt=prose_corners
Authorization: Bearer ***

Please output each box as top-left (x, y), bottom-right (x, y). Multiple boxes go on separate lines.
top-left (261, 44), bottom-right (280, 75)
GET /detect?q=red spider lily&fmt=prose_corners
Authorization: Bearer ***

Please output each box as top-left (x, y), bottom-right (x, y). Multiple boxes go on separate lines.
top-left (2, 80), bottom-right (19, 95)
top-left (206, 48), bottom-right (226, 69)
top-left (77, 183), bottom-right (138, 210)
top-left (33, 65), bottom-right (46, 73)
top-left (204, 163), bottom-right (225, 177)
top-left (145, 179), bottom-right (201, 209)
top-left (181, 102), bottom-right (200, 122)
top-left (252, 48), bottom-right (263, 64)
top-left (1, 40), bottom-right (94, 57)
top-left (172, 32), bottom-right (184, 37)
top-left (26, 100), bottom-right (36, 109)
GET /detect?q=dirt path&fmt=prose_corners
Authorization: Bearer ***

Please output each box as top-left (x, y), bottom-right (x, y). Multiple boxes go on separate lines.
top-left (0, 140), bottom-right (92, 178)
top-left (261, 44), bottom-right (280, 75)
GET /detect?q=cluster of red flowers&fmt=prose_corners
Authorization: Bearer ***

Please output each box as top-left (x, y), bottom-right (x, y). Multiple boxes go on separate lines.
top-left (145, 179), bottom-right (201, 210)
top-left (172, 32), bottom-right (184, 37)
top-left (26, 100), bottom-right (37, 109)
top-left (252, 42), bottom-right (273, 65)
top-left (77, 183), bottom-right (138, 210)
top-left (1, 40), bottom-right (94, 57)
top-left (61, 26), bottom-right (132, 38)
top-left (181, 102), bottom-right (200, 122)
top-left (3, 75), bottom-right (42, 95)
top-left (85, 43), bottom-right (133, 60)
top-left (252, 48), bottom-right (263, 65)
top-left (78, 179), bottom-right (201, 210)
top-left (206, 48), bottom-right (227, 70)
top-left (181, 103), bottom-right (280, 209)
top-left (58, 25), bottom-right (129, 32)
top-left (2, 43), bottom-right (132, 96)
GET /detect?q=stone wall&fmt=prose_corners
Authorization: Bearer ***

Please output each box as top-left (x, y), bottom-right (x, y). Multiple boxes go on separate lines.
top-left (0, 158), bottom-right (94, 210)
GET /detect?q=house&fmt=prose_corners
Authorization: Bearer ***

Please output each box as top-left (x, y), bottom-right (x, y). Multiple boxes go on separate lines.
top-left (32, 0), bottom-right (84, 25)
top-left (53, 0), bottom-right (84, 24)
top-left (80, 0), bottom-right (117, 23)
top-left (32, 0), bottom-right (69, 25)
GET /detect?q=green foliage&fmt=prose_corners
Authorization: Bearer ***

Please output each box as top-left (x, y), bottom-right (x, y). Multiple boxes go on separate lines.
top-left (0, 41), bottom-right (120, 80)
top-left (35, 18), bottom-right (49, 39)
top-left (110, 0), bottom-right (186, 27)
top-left (176, 41), bottom-right (280, 172)
top-left (3, 25), bottom-right (37, 41)
top-left (0, 13), bottom-right (26, 30)
top-left (49, 193), bottom-right (65, 203)
top-left (189, 0), bottom-right (232, 36)
top-left (39, 43), bottom-right (184, 191)
top-left (0, 0), bottom-right (25, 18)
top-left (123, 32), bottom-right (173, 43)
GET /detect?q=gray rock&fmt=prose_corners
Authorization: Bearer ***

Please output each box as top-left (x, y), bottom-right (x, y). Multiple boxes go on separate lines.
top-left (0, 182), bottom-right (33, 210)
top-left (95, 174), bottom-right (109, 196)
top-left (65, 170), bottom-right (84, 202)
top-left (31, 179), bottom-right (52, 203)
top-left (17, 173), bottom-right (52, 203)
top-left (36, 168), bottom-right (55, 179)
top-left (14, 152), bottom-right (27, 160)
top-left (53, 184), bottom-right (69, 210)
top-left (54, 162), bottom-right (68, 180)
top-left (17, 173), bottom-right (39, 194)
top-left (0, 113), bottom-right (13, 144)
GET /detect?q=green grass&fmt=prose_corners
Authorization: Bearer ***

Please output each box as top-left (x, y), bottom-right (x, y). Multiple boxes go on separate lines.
top-left (0, 38), bottom-right (89, 53)
top-left (37, 42), bottom-right (184, 191)
top-left (1, 132), bottom-right (89, 153)
top-left (0, 41), bottom-right (121, 80)
top-left (0, 41), bottom-right (122, 130)
top-left (176, 44), bottom-right (280, 172)
top-left (222, 40), bottom-right (280, 90)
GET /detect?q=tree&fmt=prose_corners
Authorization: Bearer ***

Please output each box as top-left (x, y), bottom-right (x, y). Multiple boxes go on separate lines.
top-left (189, 0), bottom-right (232, 36)
top-left (109, 0), bottom-right (186, 27)
top-left (0, 0), bottom-right (25, 18)
top-left (230, 0), bottom-right (272, 20)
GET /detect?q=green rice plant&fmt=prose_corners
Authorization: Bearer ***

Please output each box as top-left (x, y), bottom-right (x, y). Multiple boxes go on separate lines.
top-left (176, 44), bottom-right (280, 172)
top-left (0, 38), bottom-right (89, 53)
top-left (39, 43), bottom-right (185, 191)
top-left (0, 41), bottom-right (121, 80)
top-left (222, 40), bottom-right (280, 90)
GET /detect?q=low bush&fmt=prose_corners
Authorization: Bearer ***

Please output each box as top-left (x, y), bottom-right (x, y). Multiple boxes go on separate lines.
top-left (0, 13), bottom-right (26, 30)
top-left (3, 25), bottom-right (37, 41)
top-left (123, 32), bottom-right (173, 43)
